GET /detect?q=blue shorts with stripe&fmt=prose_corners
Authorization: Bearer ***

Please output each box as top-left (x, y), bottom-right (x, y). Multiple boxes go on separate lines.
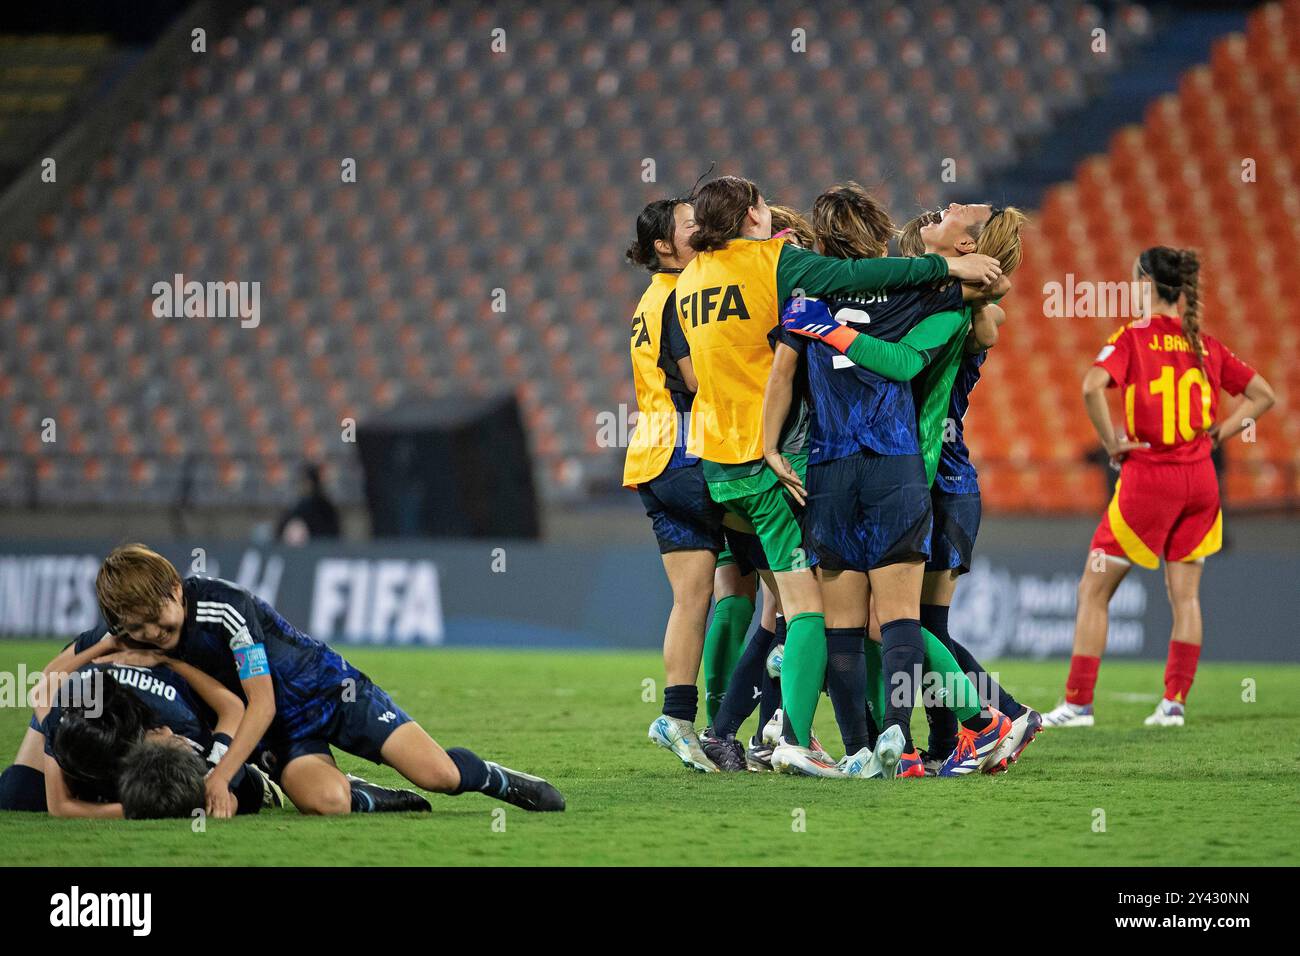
top-left (925, 489), bottom-right (982, 574)
top-left (259, 676), bottom-right (412, 779)
top-left (804, 451), bottom-right (932, 572)
top-left (637, 461), bottom-right (726, 554)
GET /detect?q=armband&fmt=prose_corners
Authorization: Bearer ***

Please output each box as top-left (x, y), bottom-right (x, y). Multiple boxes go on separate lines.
top-left (235, 643), bottom-right (270, 680)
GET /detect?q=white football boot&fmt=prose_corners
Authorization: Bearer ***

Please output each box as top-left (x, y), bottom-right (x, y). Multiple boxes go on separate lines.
top-left (870, 724), bottom-right (907, 779)
top-left (648, 715), bottom-right (717, 772)
top-left (837, 746), bottom-right (885, 779)
top-left (1041, 701), bottom-right (1095, 727)
top-left (761, 709), bottom-right (830, 759)
top-left (772, 738), bottom-right (846, 778)
top-left (984, 707), bottom-right (1044, 773)
top-left (1143, 698), bottom-right (1186, 727)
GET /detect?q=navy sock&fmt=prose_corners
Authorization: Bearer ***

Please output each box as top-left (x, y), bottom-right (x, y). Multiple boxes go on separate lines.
top-left (0, 764), bottom-right (46, 812)
top-left (825, 628), bottom-right (871, 755)
top-left (446, 747), bottom-right (508, 799)
top-left (920, 604), bottom-right (959, 755)
top-left (880, 618), bottom-right (925, 751)
top-left (662, 684), bottom-right (698, 724)
top-left (714, 626), bottom-right (774, 737)
top-left (948, 636), bottom-right (1025, 719)
top-left (756, 616), bottom-right (785, 739)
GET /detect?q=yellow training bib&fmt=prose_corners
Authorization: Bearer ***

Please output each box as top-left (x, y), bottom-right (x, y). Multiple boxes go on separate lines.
top-left (676, 238), bottom-right (785, 463)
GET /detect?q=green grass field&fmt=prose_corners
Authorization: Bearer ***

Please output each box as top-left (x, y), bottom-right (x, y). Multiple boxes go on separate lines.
top-left (2, 640), bottom-right (1297, 866)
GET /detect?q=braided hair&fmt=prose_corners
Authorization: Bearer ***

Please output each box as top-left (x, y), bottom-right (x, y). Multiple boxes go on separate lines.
top-left (1137, 246), bottom-right (1203, 366)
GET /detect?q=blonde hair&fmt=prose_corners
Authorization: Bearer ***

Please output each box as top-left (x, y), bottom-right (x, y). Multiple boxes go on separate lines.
top-left (811, 182), bottom-right (896, 259)
top-left (974, 206), bottom-right (1028, 275)
top-left (769, 204), bottom-right (816, 249)
top-left (96, 544), bottom-right (182, 632)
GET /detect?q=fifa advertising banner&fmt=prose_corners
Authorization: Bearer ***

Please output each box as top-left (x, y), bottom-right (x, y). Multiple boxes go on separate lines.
top-left (0, 539), bottom-right (1295, 661)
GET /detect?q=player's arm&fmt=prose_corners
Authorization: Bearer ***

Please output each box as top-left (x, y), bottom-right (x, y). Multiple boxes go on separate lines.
top-left (29, 634), bottom-right (120, 720)
top-left (776, 244), bottom-right (1001, 301)
top-left (205, 671), bottom-right (273, 819)
top-left (1082, 365), bottom-right (1148, 464)
top-left (1209, 372), bottom-right (1275, 447)
top-left (677, 355), bottom-right (698, 393)
top-left (43, 754), bottom-right (123, 819)
top-left (784, 307), bottom-right (969, 381)
top-left (962, 274), bottom-right (1011, 303)
top-left (165, 658), bottom-right (245, 740)
top-left (761, 342), bottom-right (806, 504)
top-left (967, 301), bottom-right (1006, 353)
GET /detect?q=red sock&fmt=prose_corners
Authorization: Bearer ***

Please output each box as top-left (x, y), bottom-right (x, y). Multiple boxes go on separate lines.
top-left (1164, 641), bottom-right (1201, 703)
top-left (1065, 654), bottom-right (1101, 706)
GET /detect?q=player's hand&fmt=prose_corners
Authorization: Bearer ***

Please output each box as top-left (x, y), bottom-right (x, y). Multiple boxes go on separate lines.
top-left (1206, 423), bottom-right (1223, 450)
top-left (945, 254), bottom-right (1002, 286)
top-left (780, 298), bottom-right (857, 353)
top-left (205, 774), bottom-right (237, 819)
top-left (764, 450), bottom-right (806, 506)
top-left (1104, 437), bottom-right (1149, 469)
top-left (99, 648), bottom-right (166, 667)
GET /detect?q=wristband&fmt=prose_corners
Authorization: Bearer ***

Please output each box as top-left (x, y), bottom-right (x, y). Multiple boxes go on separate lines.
top-left (207, 732), bottom-right (232, 767)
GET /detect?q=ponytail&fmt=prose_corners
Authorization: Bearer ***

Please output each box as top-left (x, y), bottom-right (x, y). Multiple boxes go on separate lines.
top-left (1137, 246), bottom-right (1204, 366)
top-left (1178, 249), bottom-right (1203, 367)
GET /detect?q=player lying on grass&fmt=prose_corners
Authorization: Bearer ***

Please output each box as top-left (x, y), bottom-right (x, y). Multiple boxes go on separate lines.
top-left (675, 174), bottom-right (1004, 777)
top-left (86, 543), bottom-right (565, 816)
top-left (1042, 247), bottom-right (1274, 729)
top-left (0, 628), bottom-right (275, 817)
top-left (769, 191), bottom-right (1016, 778)
top-left (1, 630), bottom-right (428, 816)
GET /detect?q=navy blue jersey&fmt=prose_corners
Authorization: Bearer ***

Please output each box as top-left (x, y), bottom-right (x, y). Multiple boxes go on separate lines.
top-left (934, 350), bottom-right (986, 495)
top-left (778, 282), bottom-right (962, 463)
top-left (659, 288), bottom-right (697, 471)
top-left (149, 577), bottom-right (360, 744)
top-left (41, 662), bottom-right (208, 799)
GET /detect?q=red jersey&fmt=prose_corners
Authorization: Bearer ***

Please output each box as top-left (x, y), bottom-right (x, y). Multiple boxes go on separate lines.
top-left (1094, 314), bottom-right (1256, 464)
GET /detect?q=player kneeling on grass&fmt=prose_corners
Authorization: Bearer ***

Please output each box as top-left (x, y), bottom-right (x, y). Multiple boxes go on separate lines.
top-left (91, 544), bottom-right (564, 817)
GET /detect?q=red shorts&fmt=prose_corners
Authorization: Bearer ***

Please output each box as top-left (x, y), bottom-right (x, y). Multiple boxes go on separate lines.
top-left (1090, 456), bottom-right (1222, 569)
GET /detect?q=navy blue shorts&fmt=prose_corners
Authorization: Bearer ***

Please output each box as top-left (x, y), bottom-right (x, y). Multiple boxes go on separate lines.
top-left (638, 461), bottom-right (726, 554)
top-left (926, 490), bottom-right (981, 574)
top-left (723, 527), bottom-right (767, 574)
top-left (260, 677), bottom-right (413, 778)
top-left (804, 451), bottom-right (932, 572)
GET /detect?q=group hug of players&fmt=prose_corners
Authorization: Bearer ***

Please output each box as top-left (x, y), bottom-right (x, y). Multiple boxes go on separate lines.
top-left (0, 544), bottom-right (566, 817)
top-left (625, 174), bottom-right (1274, 778)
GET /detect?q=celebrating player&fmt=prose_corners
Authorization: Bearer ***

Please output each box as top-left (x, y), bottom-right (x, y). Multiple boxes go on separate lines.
top-left (772, 191), bottom-right (1017, 777)
top-left (1042, 248), bottom-right (1274, 728)
top-left (85, 544), bottom-right (565, 815)
top-left (675, 174), bottom-right (1002, 774)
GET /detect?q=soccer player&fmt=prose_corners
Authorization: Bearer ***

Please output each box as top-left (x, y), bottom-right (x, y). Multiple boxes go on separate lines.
top-left (625, 196), bottom-right (756, 772)
top-left (675, 174), bottom-right (1002, 774)
top-left (893, 209), bottom-right (1044, 774)
top-left (30, 654), bottom-right (280, 818)
top-left (1042, 247), bottom-right (1274, 727)
top-left (771, 190), bottom-right (1015, 777)
top-left (88, 544), bottom-right (565, 815)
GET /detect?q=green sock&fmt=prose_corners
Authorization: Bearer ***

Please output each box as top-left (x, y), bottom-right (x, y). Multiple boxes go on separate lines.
top-left (921, 626), bottom-right (982, 723)
top-left (864, 637), bottom-right (886, 730)
top-left (702, 594), bottom-right (755, 725)
top-left (781, 612), bottom-right (827, 748)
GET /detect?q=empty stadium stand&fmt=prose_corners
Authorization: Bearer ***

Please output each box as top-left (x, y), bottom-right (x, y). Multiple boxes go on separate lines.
top-left (2, 0), bottom-right (1290, 518)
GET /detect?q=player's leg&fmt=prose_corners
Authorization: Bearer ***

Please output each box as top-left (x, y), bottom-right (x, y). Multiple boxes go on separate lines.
top-left (280, 752), bottom-right (354, 815)
top-left (0, 722), bottom-right (55, 811)
top-left (1145, 559), bottom-right (1203, 727)
top-left (380, 722), bottom-right (563, 812)
top-left (819, 567), bottom-right (873, 769)
top-left (1147, 458), bottom-right (1220, 726)
top-left (702, 554), bottom-right (756, 726)
top-left (1042, 555), bottom-right (1130, 727)
top-left (709, 550), bottom-right (780, 768)
top-left (649, 547), bottom-right (722, 769)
